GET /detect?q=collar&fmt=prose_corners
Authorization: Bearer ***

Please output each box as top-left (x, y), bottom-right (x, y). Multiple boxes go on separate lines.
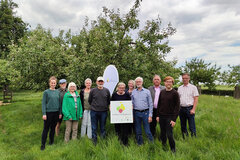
top-left (154, 86), bottom-right (160, 89)
top-left (183, 83), bottom-right (190, 87)
top-left (136, 87), bottom-right (145, 91)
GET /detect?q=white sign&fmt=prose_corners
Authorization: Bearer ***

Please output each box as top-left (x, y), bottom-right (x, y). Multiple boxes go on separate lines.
top-left (110, 100), bottom-right (133, 124)
top-left (103, 65), bottom-right (119, 95)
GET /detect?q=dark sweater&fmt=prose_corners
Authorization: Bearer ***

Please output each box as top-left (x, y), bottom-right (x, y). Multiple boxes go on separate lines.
top-left (157, 89), bottom-right (180, 122)
top-left (111, 92), bottom-right (131, 101)
top-left (58, 88), bottom-right (67, 107)
top-left (88, 87), bottom-right (110, 111)
top-left (42, 89), bottom-right (61, 115)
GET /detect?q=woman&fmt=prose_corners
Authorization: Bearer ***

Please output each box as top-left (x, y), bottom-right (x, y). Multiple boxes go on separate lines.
top-left (62, 82), bottom-right (83, 143)
top-left (111, 82), bottom-right (131, 146)
top-left (41, 76), bottom-right (62, 150)
top-left (126, 80), bottom-right (135, 95)
top-left (126, 79), bottom-right (135, 134)
top-left (80, 78), bottom-right (92, 139)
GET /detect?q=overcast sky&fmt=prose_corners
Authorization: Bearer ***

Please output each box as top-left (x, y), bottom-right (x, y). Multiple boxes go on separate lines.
top-left (13, 0), bottom-right (240, 70)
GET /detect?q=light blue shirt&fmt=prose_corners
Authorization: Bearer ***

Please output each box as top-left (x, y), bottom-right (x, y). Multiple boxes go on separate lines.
top-left (131, 87), bottom-right (153, 117)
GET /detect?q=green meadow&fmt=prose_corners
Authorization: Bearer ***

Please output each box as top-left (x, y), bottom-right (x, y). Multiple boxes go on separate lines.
top-left (0, 91), bottom-right (239, 160)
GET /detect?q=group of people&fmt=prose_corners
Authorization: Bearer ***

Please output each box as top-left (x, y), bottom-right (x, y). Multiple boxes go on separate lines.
top-left (40, 73), bottom-right (199, 153)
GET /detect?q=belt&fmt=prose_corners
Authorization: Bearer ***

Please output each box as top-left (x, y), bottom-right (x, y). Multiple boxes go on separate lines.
top-left (181, 105), bottom-right (193, 108)
top-left (134, 109), bottom-right (149, 112)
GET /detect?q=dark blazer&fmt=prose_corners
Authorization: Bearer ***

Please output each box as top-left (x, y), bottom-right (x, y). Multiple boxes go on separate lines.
top-left (80, 88), bottom-right (92, 112)
top-left (148, 85), bottom-right (165, 103)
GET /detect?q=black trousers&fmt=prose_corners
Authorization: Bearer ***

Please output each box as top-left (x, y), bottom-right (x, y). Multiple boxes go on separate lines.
top-left (114, 123), bottom-right (131, 145)
top-left (41, 111), bottom-right (59, 146)
top-left (150, 108), bottom-right (158, 137)
top-left (159, 116), bottom-right (175, 151)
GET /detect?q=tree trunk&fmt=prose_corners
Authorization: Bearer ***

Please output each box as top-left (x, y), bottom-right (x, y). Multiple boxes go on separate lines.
top-left (234, 85), bottom-right (240, 99)
top-left (197, 85), bottom-right (201, 95)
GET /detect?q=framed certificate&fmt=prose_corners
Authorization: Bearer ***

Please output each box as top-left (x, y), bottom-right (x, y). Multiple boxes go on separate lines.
top-left (110, 100), bottom-right (133, 124)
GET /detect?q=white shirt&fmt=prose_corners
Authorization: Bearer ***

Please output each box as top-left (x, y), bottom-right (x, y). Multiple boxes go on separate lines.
top-left (178, 83), bottom-right (199, 107)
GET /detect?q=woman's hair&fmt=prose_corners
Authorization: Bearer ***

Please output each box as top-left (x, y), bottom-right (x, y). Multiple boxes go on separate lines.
top-left (85, 78), bottom-right (92, 84)
top-left (49, 76), bottom-right (57, 83)
top-left (116, 82), bottom-right (126, 91)
top-left (68, 82), bottom-right (77, 91)
top-left (128, 80), bottom-right (136, 89)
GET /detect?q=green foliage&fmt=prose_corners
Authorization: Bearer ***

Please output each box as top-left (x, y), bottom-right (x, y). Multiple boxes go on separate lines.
top-left (182, 58), bottom-right (221, 90)
top-left (0, 91), bottom-right (240, 159)
top-left (0, 0), bottom-right (28, 58)
top-left (8, 25), bottom-right (69, 90)
top-left (7, 0), bottom-right (179, 90)
top-left (0, 59), bottom-right (20, 88)
top-left (67, 1), bottom-right (179, 87)
top-left (221, 65), bottom-right (240, 86)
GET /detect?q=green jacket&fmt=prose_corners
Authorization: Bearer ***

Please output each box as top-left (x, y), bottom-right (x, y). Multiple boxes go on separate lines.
top-left (62, 91), bottom-right (83, 120)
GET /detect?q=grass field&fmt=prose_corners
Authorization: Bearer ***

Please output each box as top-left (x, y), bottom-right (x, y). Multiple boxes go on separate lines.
top-left (0, 91), bottom-right (239, 160)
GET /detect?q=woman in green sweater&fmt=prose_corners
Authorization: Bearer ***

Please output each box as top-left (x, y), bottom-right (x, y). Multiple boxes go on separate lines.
top-left (62, 82), bottom-right (83, 142)
top-left (41, 76), bottom-right (62, 150)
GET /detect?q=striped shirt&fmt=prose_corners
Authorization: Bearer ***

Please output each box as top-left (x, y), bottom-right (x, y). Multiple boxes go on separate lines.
top-left (131, 88), bottom-right (153, 117)
top-left (178, 83), bottom-right (199, 107)
top-left (71, 92), bottom-right (78, 109)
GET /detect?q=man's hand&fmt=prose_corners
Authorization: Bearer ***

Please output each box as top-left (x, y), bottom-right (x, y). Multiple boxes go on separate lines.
top-left (59, 114), bottom-right (62, 119)
top-left (190, 109), bottom-right (195, 115)
top-left (170, 120), bottom-right (176, 127)
top-left (69, 118), bottom-right (72, 120)
top-left (42, 115), bottom-right (47, 120)
top-left (148, 117), bottom-right (152, 123)
top-left (156, 117), bottom-right (159, 122)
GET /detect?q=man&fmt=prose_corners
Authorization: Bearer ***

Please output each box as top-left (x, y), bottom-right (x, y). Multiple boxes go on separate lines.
top-left (88, 76), bottom-right (110, 144)
top-left (156, 76), bottom-right (180, 153)
top-left (131, 77), bottom-right (153, 145)
top-left (178, 73), bottom-right (199, 138)
top-left (148, 75), bottom-right (165, 137)
top-left (55, 79), bottom-right (67, 136)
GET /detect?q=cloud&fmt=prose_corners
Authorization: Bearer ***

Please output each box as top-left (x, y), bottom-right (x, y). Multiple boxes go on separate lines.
top-left (13, 0), bottom-right (240, 70)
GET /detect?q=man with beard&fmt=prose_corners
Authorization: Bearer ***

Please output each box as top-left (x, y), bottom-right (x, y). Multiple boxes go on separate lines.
top-left (131, 77), bottom-right (154, 145)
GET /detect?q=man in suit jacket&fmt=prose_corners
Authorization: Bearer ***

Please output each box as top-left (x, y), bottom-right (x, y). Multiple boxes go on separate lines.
top-left (148, 75), bottom-right (165, 137)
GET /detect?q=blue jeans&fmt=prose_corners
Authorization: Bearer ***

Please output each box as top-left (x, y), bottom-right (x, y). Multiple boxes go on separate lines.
top-left (134, 110), bottom-right (153, 145)
top-left (90, 110), bottom-right (108, 142)
top-left (179, 106), bottom-right (196, 138)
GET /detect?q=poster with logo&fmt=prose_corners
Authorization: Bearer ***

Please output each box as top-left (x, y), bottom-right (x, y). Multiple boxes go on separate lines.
top-left (110, 100), bottom-right (133, 124)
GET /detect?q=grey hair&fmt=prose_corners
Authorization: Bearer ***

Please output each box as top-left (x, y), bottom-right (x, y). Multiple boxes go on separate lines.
top-left (85, 78), bottom-right (92, 84)
top-left (135, 77), bottom-right (143, 82)
top-left (153, 74), bottom-right (161, 81)
top-left (116, 82), bottom-right (126, 91)
top-left (68, 82), bottom-right (77, 91)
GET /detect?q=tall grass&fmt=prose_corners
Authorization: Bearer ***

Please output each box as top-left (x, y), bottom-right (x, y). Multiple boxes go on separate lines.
top-left (0, 91), bottom-right (239, 160)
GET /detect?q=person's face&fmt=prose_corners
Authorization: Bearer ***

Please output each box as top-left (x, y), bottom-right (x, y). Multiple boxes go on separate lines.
top-left (153, 76), bottom-right (161, 86)
top-left (135, 79), bottom-right (143, 88)
top-left (128, 82), bottom-right (134, 89)
top-left (182, 75), bottom-right (190, 85)
top-left (97, 80), bottom-right (104, 87)
top-left (85, 81), bottom-right (92, 88)
top-left (49, 80), bottom-right (56, 89)
top-left (69, 86), bottom-right (76, 92)
top-left (60, 83), bottom-right (67, 89)
top-left (164, 79), bottom-right (173, 89)
top-left (118, 85), bottom-right (125, 94)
